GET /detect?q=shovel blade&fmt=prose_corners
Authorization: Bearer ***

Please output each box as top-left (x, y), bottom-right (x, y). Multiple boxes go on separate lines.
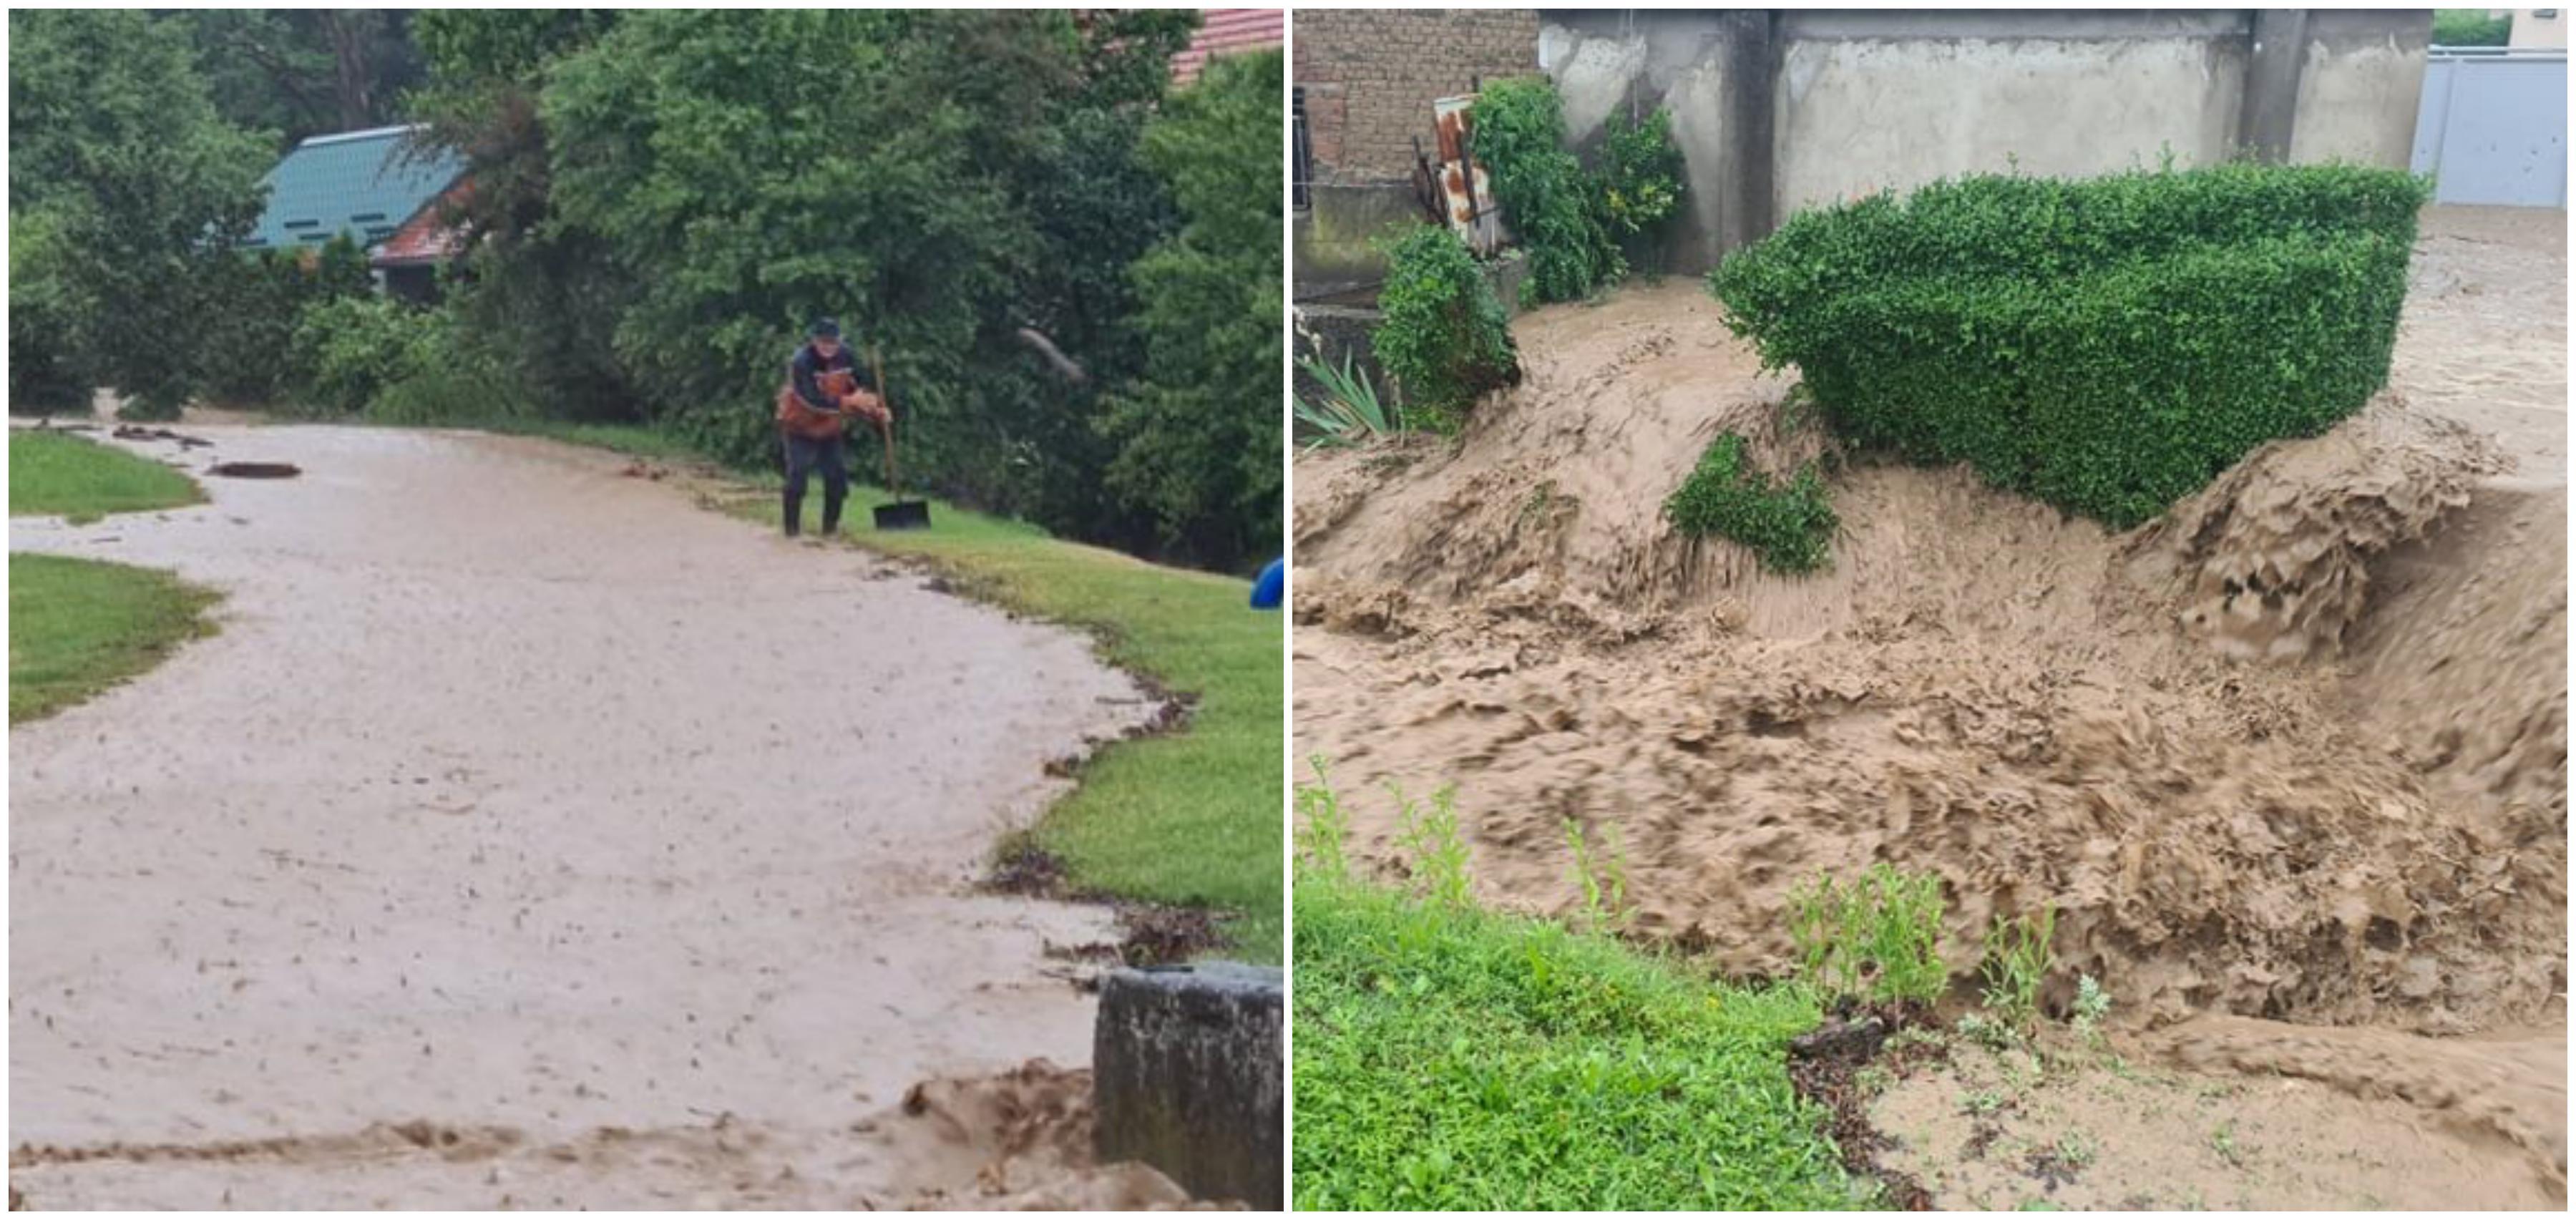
top-left (874, 500), bottom-right (931, 531)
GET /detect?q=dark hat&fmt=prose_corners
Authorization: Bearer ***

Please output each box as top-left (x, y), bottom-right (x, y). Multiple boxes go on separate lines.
top-left (808, 317), bottom-right (842, 339)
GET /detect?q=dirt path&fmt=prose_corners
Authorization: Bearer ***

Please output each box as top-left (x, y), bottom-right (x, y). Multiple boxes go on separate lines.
top-left (9, 426), bottom-right (1185, 1208)
top-left (1292, 206), bottom-right (2566, 1204)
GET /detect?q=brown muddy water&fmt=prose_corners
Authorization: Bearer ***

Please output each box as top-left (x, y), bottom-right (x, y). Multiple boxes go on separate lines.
top-left (1292, 205), bottom-right (2567, 1207)
top-left (9, 426), bottom-right (1209, 1208)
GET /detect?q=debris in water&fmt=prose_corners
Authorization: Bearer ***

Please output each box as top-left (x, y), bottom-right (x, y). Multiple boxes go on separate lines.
top-left (206, 462), bottom-right (300, 479)
top-left (112, 425), bottom-right (213, 449)
top-left (983, 841), bottom-right (1070, 897)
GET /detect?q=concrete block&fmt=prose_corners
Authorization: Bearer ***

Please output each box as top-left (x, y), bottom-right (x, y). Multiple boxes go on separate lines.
top-left (1093, 962), bottom-right (1284, 1209)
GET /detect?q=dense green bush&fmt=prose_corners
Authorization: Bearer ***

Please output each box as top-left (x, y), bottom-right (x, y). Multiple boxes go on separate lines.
top-left (198, 238), bottom-right (375, 408)
top-left (2433, 9), bottom-right (2512, 46)
top-left (1472, 77), bottom-right (1621, 304)
top-left (288, 296), bottom-right (438, 416)
top-left (1372, 225), bottom-right (1519, 427)
top-left (1709, 164), bottom-right (2430, 527)
top-left (1664, 434), bottom-right (1838, 573)
top-left (9, 212), bottom-right (90, 415)
top-left (1599, 107), bottom-right (1685, 275)
top-left (286, 294), bottom-right (532, 424)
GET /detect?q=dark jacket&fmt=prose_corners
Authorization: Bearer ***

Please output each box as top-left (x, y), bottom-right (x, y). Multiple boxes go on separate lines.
top-left (789, 342), bottom-right (876, 415)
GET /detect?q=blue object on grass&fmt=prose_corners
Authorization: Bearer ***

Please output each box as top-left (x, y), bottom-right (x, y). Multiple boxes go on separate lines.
top-left (1251, 558), bottom-right (1284, 610)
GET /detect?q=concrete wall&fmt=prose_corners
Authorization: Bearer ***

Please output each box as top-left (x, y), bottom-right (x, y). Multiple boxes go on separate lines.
top-left (1772, 11), bottom-right (2250, 216)
top-left (1536, 10), bottom-right (1747, 278)
top-left (2292, 9), bottom-right (2434, 165)
top-left (2512, 8), bottom-right (2570, 48)
top-left (1523, 9), bottom-right (2436, 276)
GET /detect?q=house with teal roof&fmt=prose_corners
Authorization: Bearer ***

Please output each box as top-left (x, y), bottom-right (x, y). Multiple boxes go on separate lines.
top-left (242, 124), bottom-right (467, 301)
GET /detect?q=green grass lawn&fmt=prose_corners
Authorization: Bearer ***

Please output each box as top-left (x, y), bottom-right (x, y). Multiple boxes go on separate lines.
top-left (743, 480), bottom-right (1282, 961)
top-left (1294, 875), bottom-right (1868, 1209)
top-left (10, 552), bottom-right (218, 724)
top-left (9, 429), bottom-right (220, 723)
top-left (9, 428), bottom-right (203, 522)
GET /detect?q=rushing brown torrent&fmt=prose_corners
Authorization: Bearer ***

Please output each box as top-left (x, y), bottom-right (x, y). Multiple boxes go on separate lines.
top-left (1294, 217), bottom-right (2565, 1041)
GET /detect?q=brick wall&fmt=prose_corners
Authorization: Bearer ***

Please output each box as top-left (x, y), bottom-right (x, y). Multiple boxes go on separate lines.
top-left (1295, 9), bottom-right (1541, 185)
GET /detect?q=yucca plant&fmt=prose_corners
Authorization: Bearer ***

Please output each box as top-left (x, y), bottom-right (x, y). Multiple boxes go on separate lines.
top-left (1294, 350), bottom-right (1399, 446)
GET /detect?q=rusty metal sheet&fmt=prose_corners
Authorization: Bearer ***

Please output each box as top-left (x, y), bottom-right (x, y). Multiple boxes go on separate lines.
top-left (1431, 93), bottom-right (1503, 255)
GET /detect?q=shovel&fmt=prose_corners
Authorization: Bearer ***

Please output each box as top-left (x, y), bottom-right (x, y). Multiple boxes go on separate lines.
top-left (869, 345), bottom-right (930, 530)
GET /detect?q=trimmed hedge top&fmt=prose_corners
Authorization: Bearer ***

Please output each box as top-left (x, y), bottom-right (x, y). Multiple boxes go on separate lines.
top-left (1709, 164), bottom-right (2431, 527)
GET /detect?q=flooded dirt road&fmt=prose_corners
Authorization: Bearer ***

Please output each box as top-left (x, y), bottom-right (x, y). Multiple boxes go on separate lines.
top-left (9, 426), bottom-right (1181, 1207)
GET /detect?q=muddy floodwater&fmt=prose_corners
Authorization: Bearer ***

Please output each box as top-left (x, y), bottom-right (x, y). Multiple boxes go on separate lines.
top-left (1292, 205), bottom-right (2567, 1206)
top-left (10, 426), bottom-right (1194, 1207)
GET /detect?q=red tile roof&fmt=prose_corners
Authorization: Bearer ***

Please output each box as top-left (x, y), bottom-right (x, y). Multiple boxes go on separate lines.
top-left (1172, 9), bottom-right (1282, 86)
top-left (371, 179), bottom-right (469, 268)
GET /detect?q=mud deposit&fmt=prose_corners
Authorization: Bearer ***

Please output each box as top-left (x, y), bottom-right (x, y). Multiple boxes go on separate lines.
top-left (10, 425), bottom-right (1191, 1206)
top-left (1294, 206), bottom-right (2566, 1201)
top-left (9, 1059), bottom-right (1214, 1209)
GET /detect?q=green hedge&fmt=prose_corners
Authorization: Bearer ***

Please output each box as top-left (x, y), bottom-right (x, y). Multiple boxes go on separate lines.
top-left (1709, 165), bottom-right (2429, 526)
top-left (1374, 225), bottom-right (1518, 427)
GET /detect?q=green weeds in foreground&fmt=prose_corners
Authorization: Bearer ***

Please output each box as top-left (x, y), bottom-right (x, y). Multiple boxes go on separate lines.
top-left (1292, 768), bottom-right (1866, 1209)
top-left (1294, 878), bottom-right (1867, 1209)
top-left (1981, 905), bottom-right (2059, 1030)
top-left (1787, 863), bottom-right (1948, 1005)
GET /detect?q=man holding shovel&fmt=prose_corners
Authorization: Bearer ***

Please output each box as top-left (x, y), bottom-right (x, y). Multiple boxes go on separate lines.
top-left (775, 317), bottom-right (888, 537)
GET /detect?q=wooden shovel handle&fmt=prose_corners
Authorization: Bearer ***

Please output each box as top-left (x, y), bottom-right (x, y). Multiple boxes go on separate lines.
top-left (870, 345), bottom-right (898, 496)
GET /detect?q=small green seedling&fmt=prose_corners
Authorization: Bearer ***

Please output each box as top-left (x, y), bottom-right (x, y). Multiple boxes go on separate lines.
top-left (1563, 817), bottom-right (1634, 934)
top-left (1394, 782), bottom-right (1473, 908)
top-left (1295, 756), bottom-right (1352, 882)
top-left (1980, 904), bottom-right (2057, 1029)
top-left (2071, 973), bottom-right (2112, 1043)
top-left (1787, 863), bottom-right (1948, 1005)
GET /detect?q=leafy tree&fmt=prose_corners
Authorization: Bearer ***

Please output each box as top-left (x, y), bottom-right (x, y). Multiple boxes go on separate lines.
top-left (1101, 49), bottom-right (1285, 570)
top-left (9, 211), bottom-right (89, 415)
top-left (9, 9), bottom-right (273, 418)
top-left (542, 11), bottom-right (1028, 467)
top-left (175, 9), bottom-right (429, 147)
top-left (409, 9), bottom-right (636, 421)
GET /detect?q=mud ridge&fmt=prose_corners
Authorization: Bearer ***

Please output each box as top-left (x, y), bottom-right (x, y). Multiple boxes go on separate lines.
top-left (1294, 207), bottom-right (2566, 1198)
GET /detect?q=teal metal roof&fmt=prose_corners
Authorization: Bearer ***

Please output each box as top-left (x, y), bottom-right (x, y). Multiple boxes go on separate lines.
top-left (242, 125), bottom-right (466, 253)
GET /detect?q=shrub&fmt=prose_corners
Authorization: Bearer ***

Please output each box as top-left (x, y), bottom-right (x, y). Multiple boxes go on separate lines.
top-left (198, 237), bottom-right (374, 408)
top-left (1473, 77), bottom-right (1621, 303)
top-left (1664, 433), bottom-right (1839, 573)
top-left (1709, 163), bottom-right (2429, 527)
top-left (1294, 349), bottom-right (1397, 446)
top-left (1787, 864), bottom-right (1948, 1005)
top-left (1600, 107), bottom-right (1686, 277)
top-left (2433, 9), bottom-right (2511, 46)
top-left (1373, 225), bottom-right (1518, 426)
top-left (289, 295), bottom-right (436, 416)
